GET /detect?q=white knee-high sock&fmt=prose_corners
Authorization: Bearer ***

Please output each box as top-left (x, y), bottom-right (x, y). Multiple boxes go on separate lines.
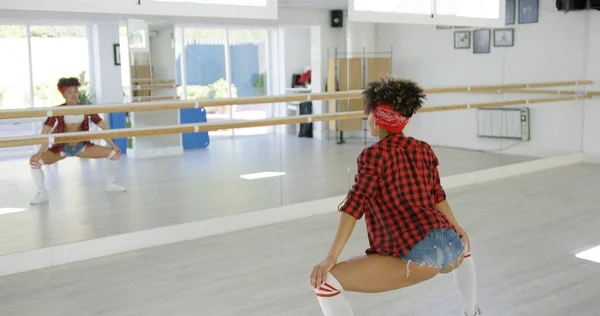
top-left (107, 150), bottom-right (121, 184)
top-left (314, 273), bottom-right (354, 316)
top-left (454, 249), bottom-right (477, 316)
top-left (30, 159), bottom-right (46, 192)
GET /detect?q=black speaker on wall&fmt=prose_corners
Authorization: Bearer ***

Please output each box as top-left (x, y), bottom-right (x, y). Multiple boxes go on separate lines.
top-left (556, 0), bottom-right (590, 10)
top-left (331, 10), bottom-right (344, 28)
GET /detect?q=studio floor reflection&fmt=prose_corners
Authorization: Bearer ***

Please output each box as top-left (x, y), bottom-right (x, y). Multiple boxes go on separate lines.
top-left (0, 134), bottom-right (536, 255)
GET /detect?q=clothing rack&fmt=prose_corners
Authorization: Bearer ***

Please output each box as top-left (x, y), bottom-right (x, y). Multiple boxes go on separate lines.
top-left (326, 47), bottom-right (393, 145)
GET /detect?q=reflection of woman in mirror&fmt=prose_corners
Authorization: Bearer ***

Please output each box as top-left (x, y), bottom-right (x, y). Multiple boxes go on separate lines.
top-left (310, 77), bottom-right (481, 316)
top-left (29, 77), bottom-right (126, 205)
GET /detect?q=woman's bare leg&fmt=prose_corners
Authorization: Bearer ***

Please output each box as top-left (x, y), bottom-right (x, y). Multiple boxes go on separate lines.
top-left (75, 145), bottom-right (113, 158)
top-left (331, 254), bottom-right (442, 293)
top-left (314, 254), bottom-right (446, 316)
top-left (76, 145), bottom-right (125, 192)
top-left (29, 150), bottom-right (64, 204)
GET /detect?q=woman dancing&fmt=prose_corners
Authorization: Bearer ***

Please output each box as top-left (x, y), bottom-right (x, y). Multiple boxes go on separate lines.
top-left (29, 77), bottom-right (126, 205)
top-left (310, 77), bottom-right (480, 316)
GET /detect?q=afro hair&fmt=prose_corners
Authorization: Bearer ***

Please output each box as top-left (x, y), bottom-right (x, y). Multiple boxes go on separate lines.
top-left (57, 77), bottom-right (81, 92)
top-left (362, 76), bottom-right (426, 118)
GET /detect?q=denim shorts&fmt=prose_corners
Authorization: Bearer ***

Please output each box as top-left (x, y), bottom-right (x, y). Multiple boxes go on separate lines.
top-left (401, 228), bottom-right (465, 272)
top-left (61, 142), bottom-right (86, 157)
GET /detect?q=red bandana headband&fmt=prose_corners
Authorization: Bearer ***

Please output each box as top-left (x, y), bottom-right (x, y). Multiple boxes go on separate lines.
top-left (372, 104), bottom-right (410, 133)
top-left (59, 84), bottom-right (79, 94)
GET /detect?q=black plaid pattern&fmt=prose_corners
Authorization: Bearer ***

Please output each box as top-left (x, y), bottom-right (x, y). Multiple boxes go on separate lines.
top-left (338, 133), bottom-right (455, 257)
top-left (44, 104), bottom-right (103, 154)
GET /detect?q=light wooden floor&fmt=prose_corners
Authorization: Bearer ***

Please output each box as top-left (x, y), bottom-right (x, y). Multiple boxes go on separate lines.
top-left (0, 163), bottom-right (598, 315)
top-left (0, 135), bottom-right (535, 256)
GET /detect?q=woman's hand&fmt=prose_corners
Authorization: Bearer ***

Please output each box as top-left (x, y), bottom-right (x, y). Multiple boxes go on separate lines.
top-left (310, 255), bottom-right (337, 289)
top-left (30, 152), bottom-right (43, 164)
top-left (456, 226), bottom-right (471, 253)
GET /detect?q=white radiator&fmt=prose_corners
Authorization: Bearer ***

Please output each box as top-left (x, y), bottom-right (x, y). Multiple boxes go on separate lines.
top-left (477, 107), bottom-right (530, 140)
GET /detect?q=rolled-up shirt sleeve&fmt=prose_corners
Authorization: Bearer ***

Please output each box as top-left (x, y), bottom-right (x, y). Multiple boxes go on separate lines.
top-left (338, 148), bottom-right (381, 220)
top-left (44, 117), bottom-right (56, 127)
top-left (90, 114), bottom-right (103, 125)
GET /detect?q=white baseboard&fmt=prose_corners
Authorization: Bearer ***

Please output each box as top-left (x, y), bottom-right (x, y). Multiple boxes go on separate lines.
top-left (128, 146), bottom-right (184, 159)
top-left (583, 153), bottom-right (600, 164)
top-left (0, 153), bottom-right (584, 277)
top-left (441, 153), bottom-right (584, 189)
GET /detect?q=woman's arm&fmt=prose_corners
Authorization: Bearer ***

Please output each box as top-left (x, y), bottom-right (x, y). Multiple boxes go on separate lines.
top-left (36, 124), bottom-right (53, 154)
top-left (438, 200), bottom-right (471, 250)
top-left (310, 148), bottom-right (381, 288)
top-left (311, 212), bottom-right (357, 288)
top-left (436, 200), bottom-right (461, 229)
top-left (95, 119), bottom-right (119, 150)
top-left (327, 212), bottom-right (358, 261)
top-left (427, 144), bottom-right (470, 247)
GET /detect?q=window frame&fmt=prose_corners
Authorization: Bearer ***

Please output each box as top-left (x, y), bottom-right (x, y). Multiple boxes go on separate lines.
top-left (0, 21), bottom-right (94, 112)
top-left (0, 0), bottom-right (278, 21)
top-left (348, 0), bottom-right (506, 27)
top-left (174, 24), bottom-right (273, 137)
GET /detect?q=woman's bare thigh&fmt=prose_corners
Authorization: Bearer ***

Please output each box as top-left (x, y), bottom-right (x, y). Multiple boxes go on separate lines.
top-left (34, 151), bottom-right (64, 165)
top-left (329, 254), bottom-right (441, 293)
top-left (76, 145), bottom-right (113, 159)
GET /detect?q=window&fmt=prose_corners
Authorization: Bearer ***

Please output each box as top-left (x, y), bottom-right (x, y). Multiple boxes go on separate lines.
top-left (179, 28), bottom-right (232, 138)
top-left (176, 26), bottom-right (271, 138)
top-left (153, 0), bottom-right (267, 6)
top-left (350, 0), bottom-right (505, 26)
top-left (0, 24), bottom-right (92, 158)
top-left (0, 25), bottom-right (31, 110)
top-left (353, 0), bottom-right (432, 15)
top-left (435, 0), bottom-right (500, 19)
top-left (0, 25), bottom-right (35, 158)
top-left (30, 25), bottom-right (90, 108)
top-left (228, 29), bottom-right (269, 136)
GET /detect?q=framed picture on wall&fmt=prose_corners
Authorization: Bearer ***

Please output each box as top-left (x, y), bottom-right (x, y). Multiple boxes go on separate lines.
top-left (506, 0), bottom-right (516, 24)
top-left (494, 29), bottom-right (514, 47)
top-left (454, 31), bottom-right (471, 49)
top-left (113, 43), bottom-right (121, 66)
top-left (473, 29), bottom-right (491, 54)
top-left (519, 0), bottom-right (539, 24)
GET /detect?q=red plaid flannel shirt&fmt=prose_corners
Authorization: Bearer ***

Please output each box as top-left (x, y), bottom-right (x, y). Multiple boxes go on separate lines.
top-left (43, 104), bottom-right (103, 154)
top-left (338, 133), bottom-right (455, 257)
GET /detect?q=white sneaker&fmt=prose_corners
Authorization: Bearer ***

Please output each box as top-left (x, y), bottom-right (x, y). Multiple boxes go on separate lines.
top-left (30, 191), bottom-right (49, 205)
top-left (105, 183), bottom-right (126, 193)
top-left (464, 307), bottom-right (482, 316)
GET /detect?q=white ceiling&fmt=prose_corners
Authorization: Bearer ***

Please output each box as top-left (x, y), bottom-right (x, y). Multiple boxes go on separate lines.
top-left (278, 0), bottom-right (347, 10)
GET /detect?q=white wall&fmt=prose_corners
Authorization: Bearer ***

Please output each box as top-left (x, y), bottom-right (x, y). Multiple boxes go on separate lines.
top-left (276, 8), bottom-right (346, 139)
top-left (149, 28), bottom-right (176, 91)
top-left (583, 11), bottom-right (600, 154)
top-left (282, 27), bottom-right (311, 89)
top-left (130, 25), bottom-right (182, 158)
top-left (376, 2), bottom-right (597, 157)
top-left (91, 23), bottom-right (123, 106)
top-left (346, 21), bottom-right (376, 53)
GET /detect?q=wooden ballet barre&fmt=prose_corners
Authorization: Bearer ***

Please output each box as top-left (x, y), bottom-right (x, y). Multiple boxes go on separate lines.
top-left (0, 90), bottom-right (364, 120)
top-left (0, 112), bottom-right (366, 148)
top-left (0, 80), bottom-right (592, 120)
top-left (420, 94), bottom-right (592, 113)
top-left (424, 80), bottom-right (592, 93)
top-left (472, 89), bottom-right (580, 95)
top-left (0, 94), bottom-right (591, 149)
top-left (131, 78), bottom-right (175, 84)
